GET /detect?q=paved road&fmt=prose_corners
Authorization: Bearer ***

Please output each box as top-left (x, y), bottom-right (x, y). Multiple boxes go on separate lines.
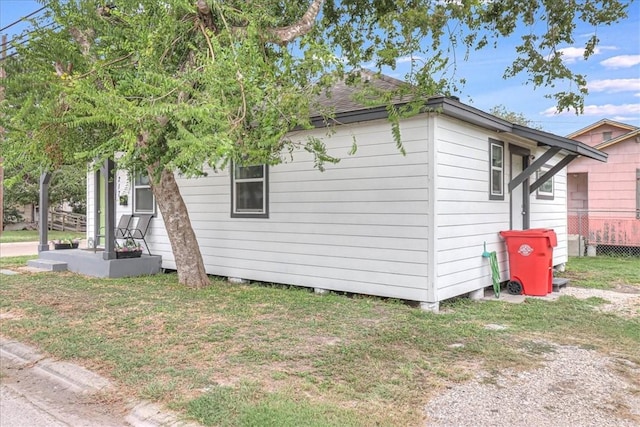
top-left (0, 242), bottom-right (40, 257)
top-left (0, 385), bottom-right (67, 427)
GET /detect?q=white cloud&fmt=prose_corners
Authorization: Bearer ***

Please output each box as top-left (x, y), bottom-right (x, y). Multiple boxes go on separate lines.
top-left (557, 45), bottom-right (617, 63)
top-left (600, 55), bottom-right (640, 69)
top-left (396, 55), bottom-right (425, 64)
top-left (588, 78), bottom-right (640, 93)
top-left (542, 103), bottom-right (640, 117)
top-left (558, 47), bottom-right (591, 63)
top-left (611, 115), bottom-right (640, 122)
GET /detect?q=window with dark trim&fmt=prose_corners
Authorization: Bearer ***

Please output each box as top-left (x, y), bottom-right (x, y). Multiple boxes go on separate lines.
top-left (536, 166), bottom-right (554, 200)
top-left (489, 139), bottom-right (504, 200)
top-left (133, 172), bottom-right (156, 214)
top-left (231, 164), bottom-right (269, 218)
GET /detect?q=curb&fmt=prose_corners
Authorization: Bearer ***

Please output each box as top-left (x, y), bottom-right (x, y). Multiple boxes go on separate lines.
top-left (0, 337), bottom-right (201, 427)
top-left (1, 337), bottom-right (112, 393)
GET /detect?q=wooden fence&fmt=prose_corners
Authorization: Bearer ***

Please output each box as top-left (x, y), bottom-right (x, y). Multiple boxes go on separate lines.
top-left (48, 211), bottom-right (87, 232)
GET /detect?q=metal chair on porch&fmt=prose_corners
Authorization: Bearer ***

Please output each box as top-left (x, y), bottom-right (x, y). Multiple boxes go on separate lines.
top-left (114, 214), bottom-right (152, 255)
top-left (125, 214), bottom-right (153, 255)
top-left (115, 214), bottom-right (133, 239)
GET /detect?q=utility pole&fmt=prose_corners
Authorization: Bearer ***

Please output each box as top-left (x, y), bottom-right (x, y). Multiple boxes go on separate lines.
top-left (0, 34), bottom-right (6, 236)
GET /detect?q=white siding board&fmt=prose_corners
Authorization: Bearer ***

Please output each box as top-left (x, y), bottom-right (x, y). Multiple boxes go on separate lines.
top-left (271, 164), bottom-right (428, 183)
top-left (437, 234), bottom-right (505, 253)
top-left (270, 188), bottom-right (427, 204)
top-left (268, 201), bottom-right (430, 215)
top-left (437, 201), bottom-right (513, 215)
top-left (438, 165), bottom-right (487, 181)
top-left (200, 254), bottom-right (427, 286)
top-left (437, 176), bottom-right (487, 192)
top-left (196, 238), bottom-right (428, 264)
top-left (198, 247), bottom-right (427, 275)
top-left (187, 212), bottom-right (429, 227)
top-left (209, 267), bottom-right (429, 301)
top-left (274, 176), bottom-right (428, 192)
top-left (437, 152), bottom-right (486, 172)
top-left (193, 229), bottom-right (428, 251)
top-left (188, 220), bottom-right (427, 239)
top-left (438, 212), bottom-right (510, 227)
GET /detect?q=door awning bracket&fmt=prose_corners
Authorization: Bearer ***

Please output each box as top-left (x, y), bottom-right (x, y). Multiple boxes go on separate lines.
top-left (530, 154), bottom-right (577, 194)
top-left (508, 147), bottom-right (560, 192)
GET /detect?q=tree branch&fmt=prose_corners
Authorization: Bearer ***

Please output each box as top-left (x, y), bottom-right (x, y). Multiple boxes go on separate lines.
top-left (196, 0), bottom-right (218, 33)
top-left (269, 0), bottom-right (324, 44)
top-left (68, 27), bottom-right (94, 57)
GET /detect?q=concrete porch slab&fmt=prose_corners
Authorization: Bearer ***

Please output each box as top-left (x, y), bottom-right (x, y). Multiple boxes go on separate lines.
top-left (36, 249), bottom-right (162, 278)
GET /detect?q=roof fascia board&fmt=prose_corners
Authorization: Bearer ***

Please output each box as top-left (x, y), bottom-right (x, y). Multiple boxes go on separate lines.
top-left (309, 97), bottom-right (513, 133)
top-left (424, 96), bottom-right (513, 133)
top-left (308, 97), bottom-right (606, 163)
top-left (309, 106), bottom-right (391, 128)
top-left (512, 124), bottom-right (607, 162)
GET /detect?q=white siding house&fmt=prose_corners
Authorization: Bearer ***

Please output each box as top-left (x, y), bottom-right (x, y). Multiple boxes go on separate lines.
top-left (87, 90), bottom-right (606, 310)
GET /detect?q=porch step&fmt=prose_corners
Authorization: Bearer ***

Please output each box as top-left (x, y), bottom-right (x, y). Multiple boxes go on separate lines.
top-left (552, 277), bottom-right (570, 292)
top-left (27, 259), bottom-right (68, 272)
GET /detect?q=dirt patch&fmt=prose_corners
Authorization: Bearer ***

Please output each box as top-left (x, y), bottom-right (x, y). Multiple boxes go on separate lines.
top-left (559, 286), bottom-right (640, 317)
top-left (424, 344), bottom-right (640, 427)
top-left (612, 283), bottom-right (640, 294)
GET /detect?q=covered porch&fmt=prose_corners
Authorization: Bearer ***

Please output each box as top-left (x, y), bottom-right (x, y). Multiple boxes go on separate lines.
top-left (27, 160), bottom-right (162, 278)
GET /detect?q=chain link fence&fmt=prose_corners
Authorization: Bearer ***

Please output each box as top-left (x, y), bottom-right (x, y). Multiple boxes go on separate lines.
top-left (568, 209), bottom-right (640, 257)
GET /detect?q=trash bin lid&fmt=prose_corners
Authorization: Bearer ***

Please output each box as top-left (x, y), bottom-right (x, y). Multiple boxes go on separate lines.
top-left (499, 228), bottom-right (557, 247)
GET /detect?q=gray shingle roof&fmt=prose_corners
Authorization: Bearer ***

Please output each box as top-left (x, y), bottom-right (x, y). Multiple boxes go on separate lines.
top-left (313, 70), bottom-right (410, 116)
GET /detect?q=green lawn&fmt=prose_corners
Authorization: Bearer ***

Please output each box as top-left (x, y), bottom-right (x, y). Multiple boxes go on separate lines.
top-left (557, 256), bottom-right (640, 289)
top-left (0, 256), bottom-right (638, 426)
top-left (0, 230), bottom-right (85, 244)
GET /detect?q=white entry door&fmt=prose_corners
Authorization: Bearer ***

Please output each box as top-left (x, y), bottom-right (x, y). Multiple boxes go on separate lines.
top-left (511, 153), bottom-right (525, 230)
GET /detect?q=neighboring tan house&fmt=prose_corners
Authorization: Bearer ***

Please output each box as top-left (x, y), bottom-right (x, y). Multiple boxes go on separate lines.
top-left (567, 119), bottom-right (640, 253)
top-left (86, 74), bottom-right (606, 310)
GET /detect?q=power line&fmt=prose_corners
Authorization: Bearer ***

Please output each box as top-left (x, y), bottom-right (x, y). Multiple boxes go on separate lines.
top-left (0, 6), bottom-right (48, 33)
top-left (0, 22), bottom-right (59, 49)
top-left (0, 22), bottom-right (58, 47)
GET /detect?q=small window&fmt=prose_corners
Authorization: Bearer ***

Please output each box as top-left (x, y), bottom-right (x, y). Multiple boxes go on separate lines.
top-left (602, 131), bottom-right (612, 142)
top-left (231, 164), bottom-right (268, 218)
top-left (536, 166), bottom-right (554, 200)
top-left (489, 139), bottom-right (504, 200)
top-left (133, 172), bottom-right (156, 214)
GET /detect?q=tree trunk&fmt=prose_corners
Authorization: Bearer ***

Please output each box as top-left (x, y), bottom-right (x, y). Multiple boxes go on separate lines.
top-left (148, 165), bottom-right (210, 288)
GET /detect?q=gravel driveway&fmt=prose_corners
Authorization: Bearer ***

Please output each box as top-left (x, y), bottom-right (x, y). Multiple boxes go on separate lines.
top-left (424, 287), bottom-right (640, 427)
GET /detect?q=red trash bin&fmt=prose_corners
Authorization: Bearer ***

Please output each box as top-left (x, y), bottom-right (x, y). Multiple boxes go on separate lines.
top-left (499, 228), bottom-right (557, 296)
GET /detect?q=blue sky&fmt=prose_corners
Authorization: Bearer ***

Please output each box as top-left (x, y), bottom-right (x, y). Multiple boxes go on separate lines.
top-left (2, 0), bottom-right (639, 136)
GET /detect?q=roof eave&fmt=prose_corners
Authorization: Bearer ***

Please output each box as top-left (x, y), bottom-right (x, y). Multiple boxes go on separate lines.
top-left (308, 96), bottom-right (607, 163)
top-left (512, 124), bottom-right (608, 163)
